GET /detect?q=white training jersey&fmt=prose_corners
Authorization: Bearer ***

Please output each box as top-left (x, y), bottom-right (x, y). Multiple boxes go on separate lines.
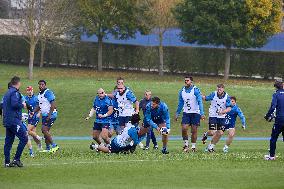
top-left (115, 89), bottom-right (134, 117)
top-left (38, 89), bottom-right (56, 115)
top-left (115, 123), bottom-right (135, 147)
top-left (209, 91), bottom-right (228, 118)
top-left (181, 86), bottom-right (200, 114)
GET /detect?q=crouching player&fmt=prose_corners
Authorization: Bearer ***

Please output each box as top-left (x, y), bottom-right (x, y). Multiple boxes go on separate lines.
top-left (90, 114), bottom-right (143, 153)
top-left (86, 88), bottom-right (113, 149)
top-left (145, 96), bottom-right (170, 154)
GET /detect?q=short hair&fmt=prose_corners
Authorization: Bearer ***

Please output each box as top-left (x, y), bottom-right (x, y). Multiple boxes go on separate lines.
top-left (8, 82), bottom-right (12, 89)
top-left (230, 96), bottom-right (237, 102)
top-left (130, 114), bottom-right (140, 125)
top-left (152, 96), bottom-right (160, 104)
top-left (184, 75), bottom-right (193, 81)
top-left (38, 80), bottom-right (47, 85)
top-left (145, 89), bottom-right (151, 94)
top-left (274, 79), bottom-right (283, 90)
top-left (117, 77), bottom-right (124, 82)
top-left (10, 76), bottom-right (20, 86)
top-left (217, 83), bottom-right (225, 88)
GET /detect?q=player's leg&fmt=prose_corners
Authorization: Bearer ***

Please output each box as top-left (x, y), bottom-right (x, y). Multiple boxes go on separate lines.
top-left (13, 123), bottom-right (28, 167)
top-left (267, 123), bottom-right (283, 159)
top-left (27, 135), bottom-right (34, 157)
top-left (4, 127), bottom-right (16, 166)
top-left (144, 129), bottom-right (151, 150)
top-left (151, 127), bottom-right (158, 149)
top-left (181, 113), bottom-right (190, 152)
top-left (190, 113), bottom-right (201, 152)
top-left (207, 119), bottom-right (225, 152)
top-left (41, 115), bottom-right (58, 153)
top-left (223, 128), bottom-right (235, 153)
top-left (28, 124), bottom-right (42, 149)
top-left (158, 123), bottom-right (170, 154)
top-left (202, 117), bottom-right (217, 144)
top-left (92, 123), bottom-right (102, 145)
top-left (100, 124), bottom-right (111, 145)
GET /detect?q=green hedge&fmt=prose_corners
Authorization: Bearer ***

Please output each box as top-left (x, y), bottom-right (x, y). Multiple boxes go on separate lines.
top-left (1, 35), bottom-right (284, 79)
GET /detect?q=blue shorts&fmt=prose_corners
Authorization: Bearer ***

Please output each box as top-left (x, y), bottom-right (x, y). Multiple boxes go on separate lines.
top-left (208, 117), bottom-right (226, 131)
top-left (181, 113), bottom-right (201, 126)
top-left (224, 124), bottom-right (235, 130)
top-left (119, 116), bottom-right (131, 126)
top-left (110, 138), bottom-right (124, 153)
top-left (28, 115), bottom-right (40, 127)
top-left (110, 122), bottom-right (119, 131)
top-left (93, 122), bottom-right (110, 131)
top-left (42, 116), bottom-right (56, 127)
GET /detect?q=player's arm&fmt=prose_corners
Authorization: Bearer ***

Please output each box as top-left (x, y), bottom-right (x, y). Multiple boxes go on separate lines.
top-left (126, 91), bottom-right (139, 113)
top-left (128, 128), bottom-right (139, 145)
top-left (237, 107), bottom-right (246, 129)
top-left (163, 104), bottom-right (171, 129)
top-left (145, 104), bottom-right (158, 129)
top-left (175, 90), bottom-right (184, 121)
top-left (203, 92), bottom-right (215, 101)
top-left (194, 88), bottom-right (205, 119)
top-left (48, 101), bottom-right (56, 119)
top-left (219, 96), bottom-right (232, 114)
top-left (265, 93), bottom-right (277, 120)
top-left (85, 107), bottom-right (96, 120)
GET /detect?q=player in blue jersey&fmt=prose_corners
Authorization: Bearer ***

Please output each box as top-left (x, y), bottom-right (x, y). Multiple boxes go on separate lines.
top-left (202, 84), bottom-right (231, 152)
top-left (91, 114), bottom-right (143, 153)
top-left (175, 76), bottom-right (205, 152)
top-left (86, 88), bottom-right (113, 148)
top-left (145, 96), bottom-right (170, 154)
top-left (25, 86), bottom-right (42, 152)
top-left (140, 90), bottom-right (158, 150)
top-left (216, 96), bottom-right (246, 153)
top-left (264, 80), bottom-right (284, 160)
top-left (115, 83), bottom-right (139, 129)
top-left (31, 80), bottom-right (59, 153)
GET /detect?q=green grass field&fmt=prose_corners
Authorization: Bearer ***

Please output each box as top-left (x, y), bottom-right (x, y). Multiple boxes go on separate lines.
top-left (0, 64), bottom-right (284, 189)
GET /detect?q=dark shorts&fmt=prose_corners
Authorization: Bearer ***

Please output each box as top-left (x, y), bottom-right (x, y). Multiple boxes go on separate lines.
top-left (42, 116), bottom-right (56, 128)
top-left (28, 115), bottom-right (40, 127)
top-left (208, 117), bottom-right (226, 131)
top-left (181, 113), bottom-right (201, 126)
top-left (110, 139), bottom-right (124, 153)
top-left (143, 120), bottom-right (150, 128)
top-left (119, 116), bottom-right (131, 126)
top-left (93, 122), bottom-right (110, 131)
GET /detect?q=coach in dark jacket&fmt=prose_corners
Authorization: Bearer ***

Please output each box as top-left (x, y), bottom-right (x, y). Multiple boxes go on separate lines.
top-left (264, 80), bottom-right (284, 160)
top-left (3, 76), bottom-right (28, 167)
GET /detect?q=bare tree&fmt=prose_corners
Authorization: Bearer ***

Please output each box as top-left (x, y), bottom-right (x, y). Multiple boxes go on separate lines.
top-left (144, 0), bottom-right (180, 76)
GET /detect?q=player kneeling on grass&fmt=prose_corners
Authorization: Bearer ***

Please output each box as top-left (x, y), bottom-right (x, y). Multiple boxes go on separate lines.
top-left (264, 80), bottom-right (284, 160)
top-left (90, 114), bottom-right (143, 153)
top-left (86, 88), bottom-right (113, 149)
top-left (213, 96), bottom-right (246, 153)
top-left (145, 96), bottom-right (170, 154)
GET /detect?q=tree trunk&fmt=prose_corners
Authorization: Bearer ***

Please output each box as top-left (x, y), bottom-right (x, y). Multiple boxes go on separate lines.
top-left (28, 43), bottom-right (36, 80)
top-left (40, 39), bottom-right (46, 68)
top-left (97, 35), bottom-right (103, 71)
top-left (158, 32), bottom-right (164, 76)
top-left (224, 48), bottom-right (231, 80)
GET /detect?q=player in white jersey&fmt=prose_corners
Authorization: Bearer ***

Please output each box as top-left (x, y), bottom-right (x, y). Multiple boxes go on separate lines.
top-left (31, 80), bottom-right (59, 153)
top-left (91, 114), bottom-right (144, 153)
top-left (175, 76), bottom-right (205, 152)
top-left (202, 84), bottom-right (231, 152)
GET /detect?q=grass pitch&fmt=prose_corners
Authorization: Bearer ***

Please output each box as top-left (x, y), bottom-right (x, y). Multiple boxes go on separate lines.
top-left (0, 64), bottom-right (284, 188)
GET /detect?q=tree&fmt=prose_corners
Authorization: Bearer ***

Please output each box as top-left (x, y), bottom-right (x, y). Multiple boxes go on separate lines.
top-left (174, 0), bottom-right (282, 80)
top-left (78, 0), bottom-right (148, 71)
top-left (39, 0), bottom-right (79, 67)
top-left (0, 0), bottom-right (10, 18)
top-left (144, 0), bottom-right (180, 76)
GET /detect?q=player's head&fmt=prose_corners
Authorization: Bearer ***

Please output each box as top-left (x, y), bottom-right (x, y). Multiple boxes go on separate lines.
top-left (274, 79), bottom-right (283, 90)
top-left (116, 77), bottom-right (124, 86)
top-left (130, 113), bottom-right (140, 125)
top-left (97, 88), bottom-right (105, 98)
top-left (151, 96), bottom-right (160, 109)
top-left (26, 86), bottom-right (33, 96)
top-left (217, 83), bottom-right (225, 95)
top-left (117, 83), bottom-right (125, 94)
top-left (144, 90), bottom-right (152, 100)
top-left (184, 75), bottom-right (193, 87)
top-left (38, 80), bottom-right (47, 91)
top-left (230, 96), bottom-right (237, 106)
top-left (10, 76), bottom-right (21, 89)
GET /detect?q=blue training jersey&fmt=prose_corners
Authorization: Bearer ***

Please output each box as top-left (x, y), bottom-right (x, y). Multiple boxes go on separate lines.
top-left (226, 104), bottom-right (246, 126)
top-left (24, 95), bottom-right (38, 113)
top-left (93, 96), bottom-right (113, 123)
top-left (145, 101), bottom-right (170, 129)
top-left (176, 85), bottom-right (204, 116)
top-left (111, 98), bottom-right (119, 123)
top-left (266, 89), bottom-right (284, 119)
